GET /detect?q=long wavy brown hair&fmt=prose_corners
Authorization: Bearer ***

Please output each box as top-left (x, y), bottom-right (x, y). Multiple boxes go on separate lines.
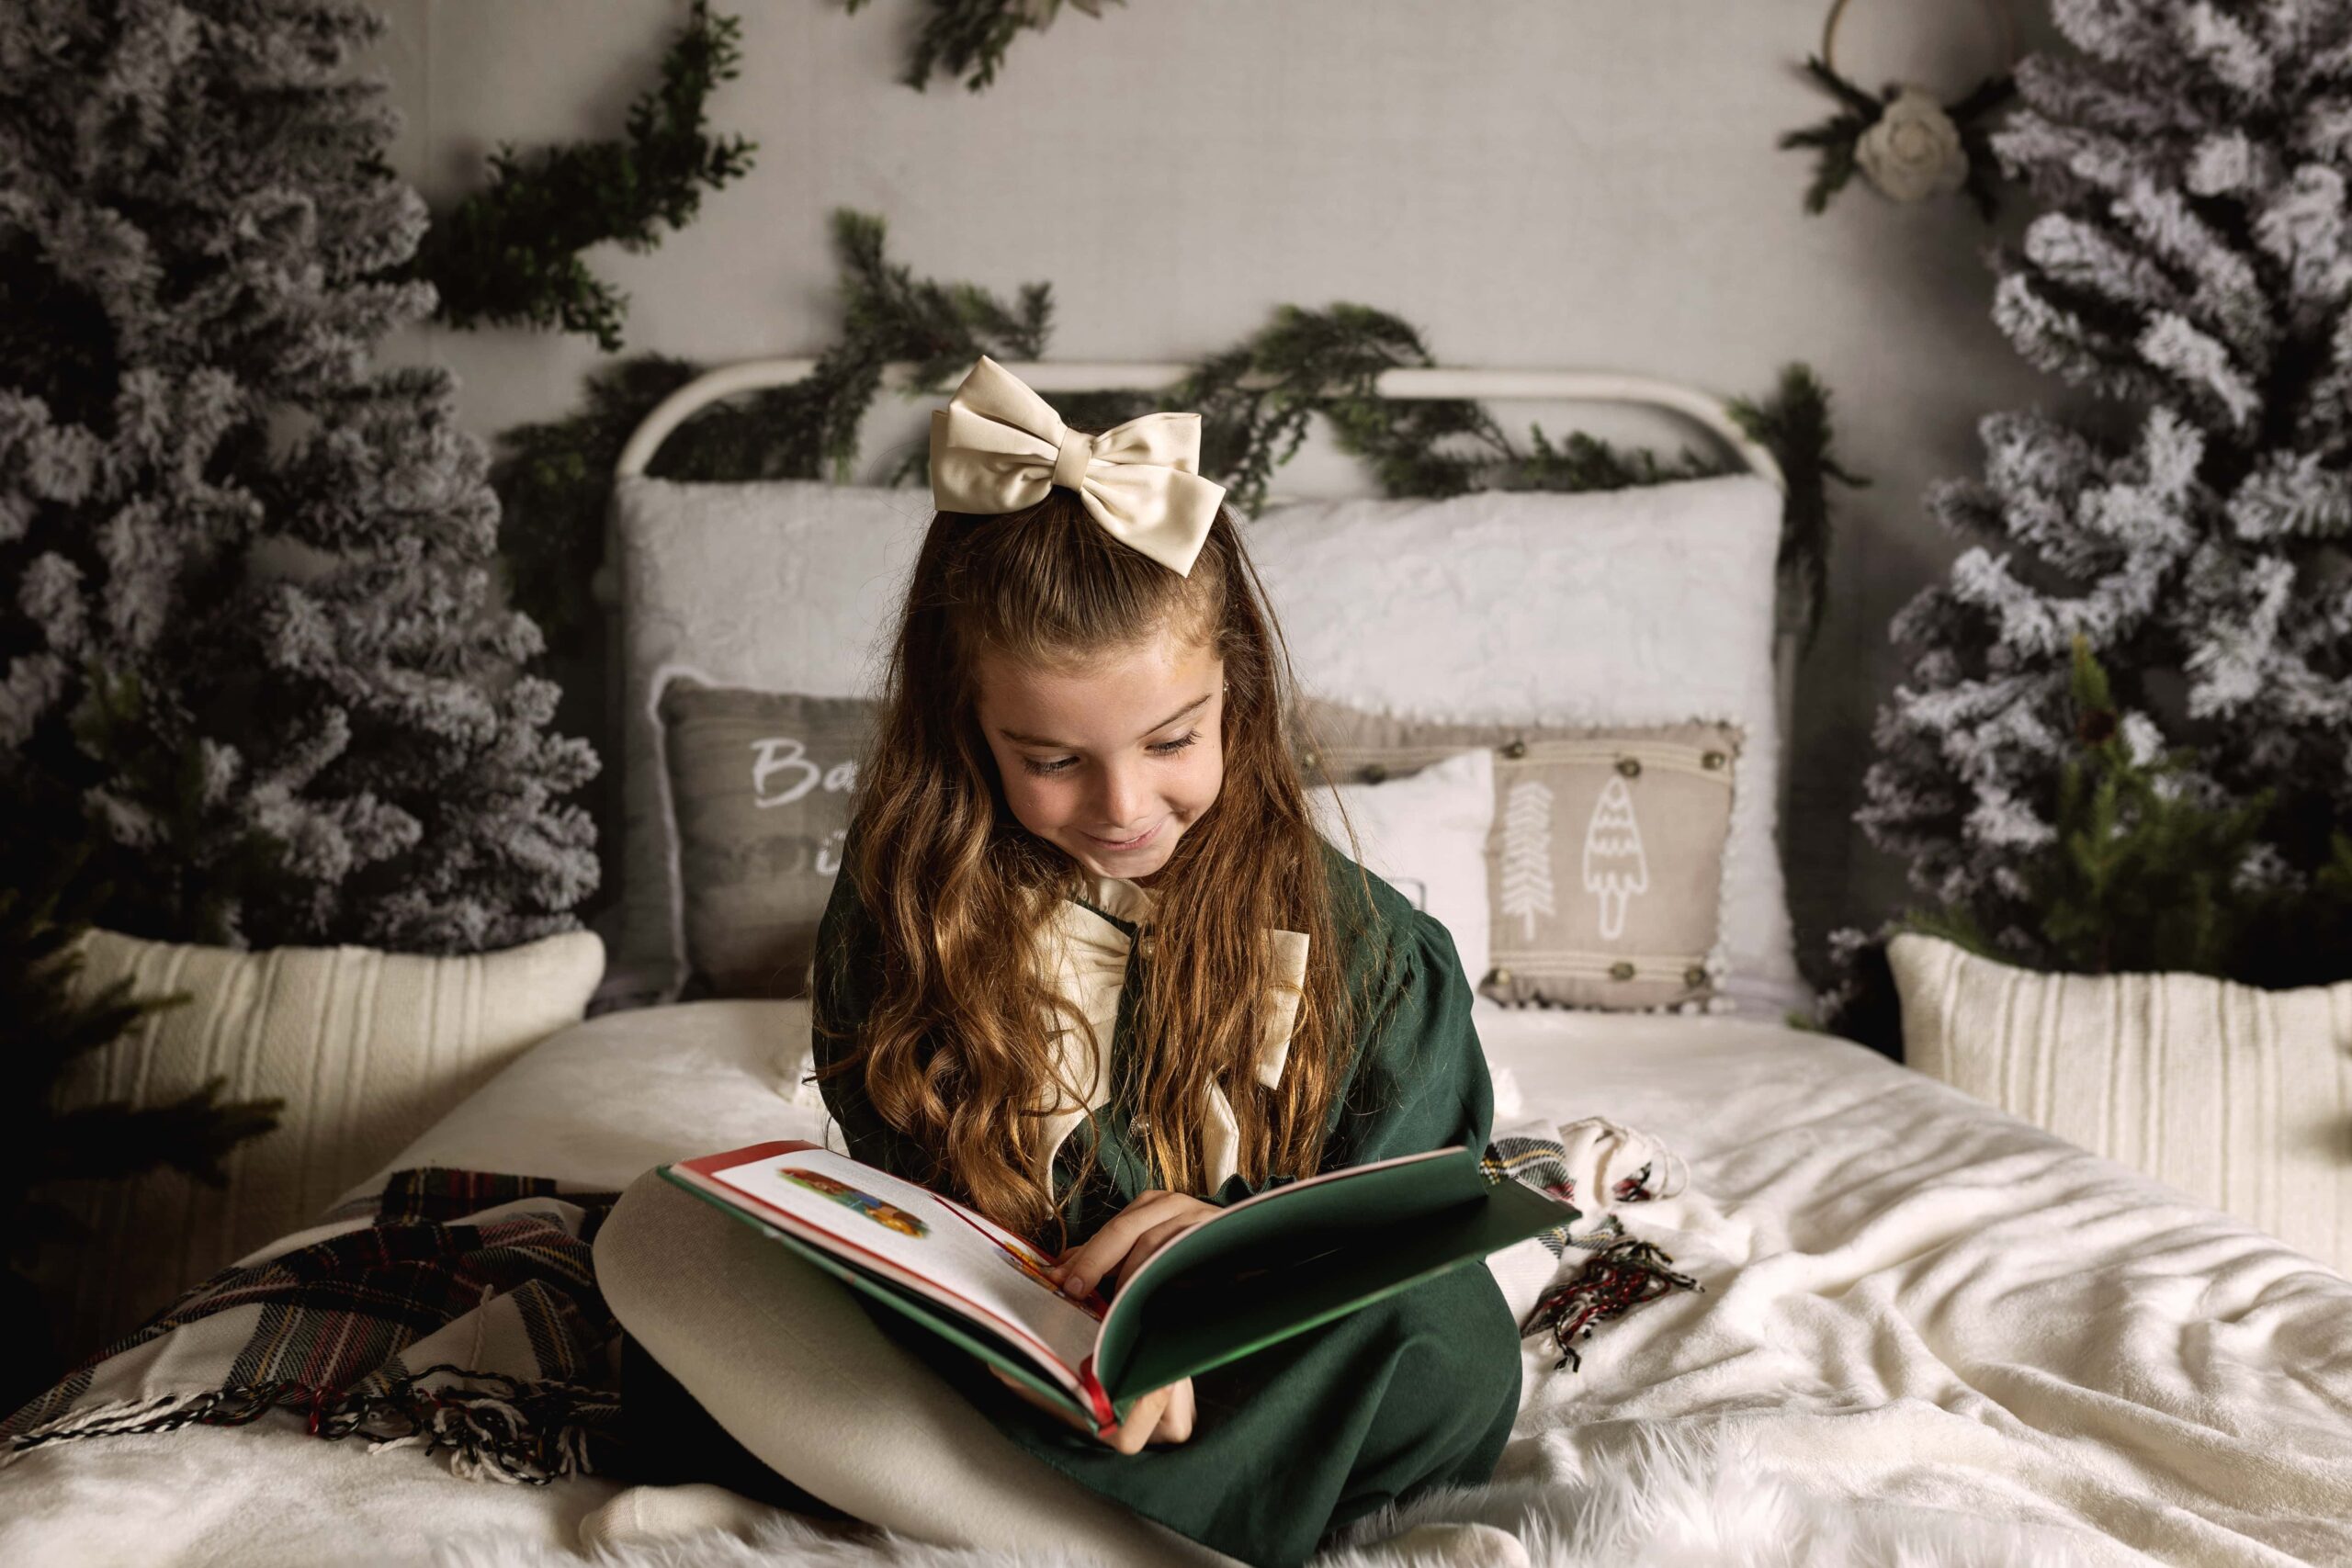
top-left (813, 485), bottom-right (1363, 1246)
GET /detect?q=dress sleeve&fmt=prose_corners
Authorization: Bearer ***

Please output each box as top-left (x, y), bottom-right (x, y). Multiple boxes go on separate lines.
top-left (809, 860), bottom-right (939, 1184)
top-left (1317, 879), bottom-right (1497, 1173)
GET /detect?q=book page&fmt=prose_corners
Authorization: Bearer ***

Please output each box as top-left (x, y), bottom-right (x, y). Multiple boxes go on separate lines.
top-left (705, 1146), bottom-right (1104, 1372)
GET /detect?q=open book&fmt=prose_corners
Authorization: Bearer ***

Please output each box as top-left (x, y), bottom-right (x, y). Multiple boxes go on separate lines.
top-left (661, 1138), bottom-right (1576, 1438)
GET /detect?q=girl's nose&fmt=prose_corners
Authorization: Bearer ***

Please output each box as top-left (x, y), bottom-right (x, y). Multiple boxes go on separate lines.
top-left (1097, 762), bottom-right (1148, 830)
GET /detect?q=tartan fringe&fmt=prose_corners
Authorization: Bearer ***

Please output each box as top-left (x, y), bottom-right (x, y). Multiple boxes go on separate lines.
top-left (0, 1362), bottom-right (621, 1485)
top-left (1523, 1235), bottom-right (1703, 1373)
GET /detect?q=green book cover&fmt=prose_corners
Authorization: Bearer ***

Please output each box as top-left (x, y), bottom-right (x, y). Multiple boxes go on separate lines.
top-left (661, 1139), bottom-right (1575, 1435)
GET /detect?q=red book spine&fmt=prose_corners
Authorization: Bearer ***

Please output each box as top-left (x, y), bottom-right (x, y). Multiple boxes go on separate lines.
top-left (1077, 1356), bottom-right (1119, 1440)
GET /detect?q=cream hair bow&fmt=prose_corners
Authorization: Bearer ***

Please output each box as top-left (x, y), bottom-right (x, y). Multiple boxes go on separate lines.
top-left (928, 355), bottom-right (1227, 577)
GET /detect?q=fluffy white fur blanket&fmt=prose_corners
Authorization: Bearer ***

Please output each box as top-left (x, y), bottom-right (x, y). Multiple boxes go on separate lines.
top-left (431, 1427), bottom-right (2102, 1568)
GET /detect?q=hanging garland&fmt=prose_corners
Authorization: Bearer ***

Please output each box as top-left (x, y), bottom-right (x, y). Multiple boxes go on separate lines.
top-left (490, 209), bottom-right (1864, 660)
top-left (415, 1), bottom-right (758, 352)
top-left (843, 0), bottom-right (1120, 93)
top-left (1779, 0), bottom-right (2018, 220)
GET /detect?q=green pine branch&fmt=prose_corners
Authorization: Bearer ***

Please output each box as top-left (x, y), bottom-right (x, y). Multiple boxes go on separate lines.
top-left (1831, 637), bottom-right (2352, 1045)
top-left (415, 1), bottom-right (758, 352)
top-left (846, 0), bottom-right (1120, 93)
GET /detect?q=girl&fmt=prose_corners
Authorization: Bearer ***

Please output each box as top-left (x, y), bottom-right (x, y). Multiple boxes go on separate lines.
top-left (594, 359), bottom-right (1521, 1568)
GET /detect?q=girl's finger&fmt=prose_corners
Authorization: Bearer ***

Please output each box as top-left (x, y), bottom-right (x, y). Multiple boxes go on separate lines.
top-left (1150, 1378), bottom-right (1195, 1446)
top-left (1113, 1384), bottom-right (1170, 1455)
top-left (1052, 1194), bottom-right (1193, 1299)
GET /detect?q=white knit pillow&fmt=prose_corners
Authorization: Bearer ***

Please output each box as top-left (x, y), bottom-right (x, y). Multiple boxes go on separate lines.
top-left (37, 928), bottom-right (605, 1359)
top-left (1888, 932), bottom-right (2352, 1276)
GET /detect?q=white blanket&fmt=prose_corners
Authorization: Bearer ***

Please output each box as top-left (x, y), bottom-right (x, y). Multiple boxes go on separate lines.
top-left (5, 1001), bottom-right (2350, 1566)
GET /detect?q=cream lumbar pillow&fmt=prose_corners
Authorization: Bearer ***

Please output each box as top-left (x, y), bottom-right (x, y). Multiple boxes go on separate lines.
top-left (1888, 931), bottom-right (2352, 1276)
top-left (38, 927), bottom-right (605, 1358)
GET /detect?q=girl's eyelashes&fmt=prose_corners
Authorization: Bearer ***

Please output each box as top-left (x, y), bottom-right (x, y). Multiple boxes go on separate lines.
top-left (1016, 728), bottom-right (1201, 778)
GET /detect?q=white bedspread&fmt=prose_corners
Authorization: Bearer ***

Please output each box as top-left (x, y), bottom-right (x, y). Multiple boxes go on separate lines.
top-left (6, 1000), bottom-right (2351, 1566)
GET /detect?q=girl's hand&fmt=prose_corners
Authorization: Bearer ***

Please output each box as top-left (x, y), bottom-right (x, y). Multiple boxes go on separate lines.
top-left (987, 1366), bottom-right (1195, 1452)
top-left (1047, 1189), bottom-right (1219, 1301)
top-left (980, 1190), bottom-right (1217, 1450)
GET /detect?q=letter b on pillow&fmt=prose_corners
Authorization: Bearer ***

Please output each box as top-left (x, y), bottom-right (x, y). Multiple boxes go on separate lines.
top-left (659, 678), bottom-right (875, 998)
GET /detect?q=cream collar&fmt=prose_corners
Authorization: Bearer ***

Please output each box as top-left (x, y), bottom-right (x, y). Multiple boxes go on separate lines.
top-left (1030, 876), bottom-right (1310, 1195)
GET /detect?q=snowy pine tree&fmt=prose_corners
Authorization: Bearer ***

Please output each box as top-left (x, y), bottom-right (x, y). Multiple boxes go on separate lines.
top-left (0, 0), bottom-right (598, 953)
top-left (1854, 0), bottom-right (2352, 981)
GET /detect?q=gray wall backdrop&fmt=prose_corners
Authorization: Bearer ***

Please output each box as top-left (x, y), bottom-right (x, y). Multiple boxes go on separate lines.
top-left (369, 0), bottom-right (2088, 987)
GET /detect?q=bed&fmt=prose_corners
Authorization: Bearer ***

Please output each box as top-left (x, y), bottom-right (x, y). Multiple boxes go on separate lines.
top-left (6, 361), bottom-right (2351, 1567)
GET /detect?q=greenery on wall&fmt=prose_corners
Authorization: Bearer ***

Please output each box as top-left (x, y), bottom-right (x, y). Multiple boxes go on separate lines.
top-left (415, 0), bottom-right (758, 352)
top-left (492, 208), bottom-right (1862, 661)
top-left (845, 0), bottom-right (1122, 93)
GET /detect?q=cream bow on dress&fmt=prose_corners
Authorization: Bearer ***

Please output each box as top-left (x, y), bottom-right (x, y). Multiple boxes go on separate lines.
top-left (928, 355), bottom-right (1227, 577)
top-left (1029, 874), bottom-right (1311, 1194)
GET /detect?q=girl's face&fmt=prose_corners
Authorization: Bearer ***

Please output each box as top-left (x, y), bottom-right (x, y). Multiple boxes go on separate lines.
top-left (974, 624), bottom-right (1226, 886)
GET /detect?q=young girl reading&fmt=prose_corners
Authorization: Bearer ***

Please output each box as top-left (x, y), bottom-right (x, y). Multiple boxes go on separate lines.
top-left (594, 358), bottom-right (1521, 1568)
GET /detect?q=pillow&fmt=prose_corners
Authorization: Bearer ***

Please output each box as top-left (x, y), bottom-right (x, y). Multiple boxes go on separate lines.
top-left (1310, 747), bottom-right (1494, 989)
top-left (34, 927), bottom-right (605, 1359)
top-left (1299, 700), bottom-right (1739, 1011)
top-left (1241, 478), bottom-right (1804, 1020)
top-left (1888, 932), bottom-right (2352, 1277)
top-left (660, 678), bottom-right (876, 998)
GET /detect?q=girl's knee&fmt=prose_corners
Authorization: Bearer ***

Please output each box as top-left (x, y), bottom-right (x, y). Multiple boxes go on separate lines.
top-left (594, 1166), bottom-right (708, 1328)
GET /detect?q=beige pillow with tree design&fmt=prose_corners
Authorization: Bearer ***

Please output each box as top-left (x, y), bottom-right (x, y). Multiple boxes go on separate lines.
top-left (1296, 699), bottom-right (1740, 1010)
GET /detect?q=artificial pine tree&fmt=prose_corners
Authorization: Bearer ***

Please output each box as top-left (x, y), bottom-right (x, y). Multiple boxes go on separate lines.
top-left (0, 0), bottom-right (598, 954)
top-left (1852, 0), bottom-right (2352, 990)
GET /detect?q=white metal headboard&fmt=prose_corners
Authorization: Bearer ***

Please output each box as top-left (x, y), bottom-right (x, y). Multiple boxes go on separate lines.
top-left (612, 358), bottom-right (1788, 493)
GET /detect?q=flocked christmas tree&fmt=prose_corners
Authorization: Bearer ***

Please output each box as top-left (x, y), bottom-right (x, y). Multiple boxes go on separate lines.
top-left (0, 0), bottom-right (598, 954)
top-left (1850, 0), bottom-right (2352, 990)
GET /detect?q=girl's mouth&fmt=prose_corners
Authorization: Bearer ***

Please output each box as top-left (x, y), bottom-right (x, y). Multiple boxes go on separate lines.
top-left (1083, 821), bottom-right (1160, 853)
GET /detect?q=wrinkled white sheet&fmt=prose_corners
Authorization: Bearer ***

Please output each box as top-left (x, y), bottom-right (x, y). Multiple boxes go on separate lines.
top-left (5, 999), bottom-right (2350, 1566)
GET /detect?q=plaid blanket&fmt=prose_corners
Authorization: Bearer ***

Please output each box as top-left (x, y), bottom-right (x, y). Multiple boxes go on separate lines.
top-left (1, 1129), bottom-right (1699, 1483)
top-left (0, 1168), bottom-right (624, 1484)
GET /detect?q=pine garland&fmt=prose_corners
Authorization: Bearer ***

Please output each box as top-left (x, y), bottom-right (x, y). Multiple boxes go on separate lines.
top-left (415, 1), bottom-right (758, 352)
top-left (845, 0), bottom-right (1121, 93)
top-left (493, 209), bottom-right (1860, 660)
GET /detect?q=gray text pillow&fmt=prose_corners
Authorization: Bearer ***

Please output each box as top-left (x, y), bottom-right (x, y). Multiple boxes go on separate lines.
top-left (659, 678), bottom-right (876, 998)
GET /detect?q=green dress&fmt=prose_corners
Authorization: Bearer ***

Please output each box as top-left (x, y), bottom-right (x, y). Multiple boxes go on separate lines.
top-left (809, 841), bottom-right (1521, 1568)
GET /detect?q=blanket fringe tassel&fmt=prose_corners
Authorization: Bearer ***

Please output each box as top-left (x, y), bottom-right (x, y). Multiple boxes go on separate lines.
top-left (1, 1362), bottom-right (618, 1485)
top-left (1524, 1235), bottom-right (1702, 1372)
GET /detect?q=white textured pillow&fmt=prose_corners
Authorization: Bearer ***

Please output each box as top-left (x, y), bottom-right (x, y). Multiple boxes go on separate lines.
top-left (1312, 747), bottom-right (1495, 988)
top-left (1889, 932), bottom-right (2352, 1277)
top-left (37, 928), bottom-right (605, 1359)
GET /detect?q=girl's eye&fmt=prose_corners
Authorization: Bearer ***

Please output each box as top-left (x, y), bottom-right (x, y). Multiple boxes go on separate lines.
top-left (1017, 729), bottom-right (1200, 778)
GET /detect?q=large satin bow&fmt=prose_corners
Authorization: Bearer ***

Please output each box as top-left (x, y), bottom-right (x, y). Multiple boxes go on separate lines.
top-left (928, 355), bottom-right (1227, 577)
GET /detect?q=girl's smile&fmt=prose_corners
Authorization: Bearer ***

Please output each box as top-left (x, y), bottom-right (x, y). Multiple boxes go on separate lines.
top-left (973, 624), bottom-right (1226, 886)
